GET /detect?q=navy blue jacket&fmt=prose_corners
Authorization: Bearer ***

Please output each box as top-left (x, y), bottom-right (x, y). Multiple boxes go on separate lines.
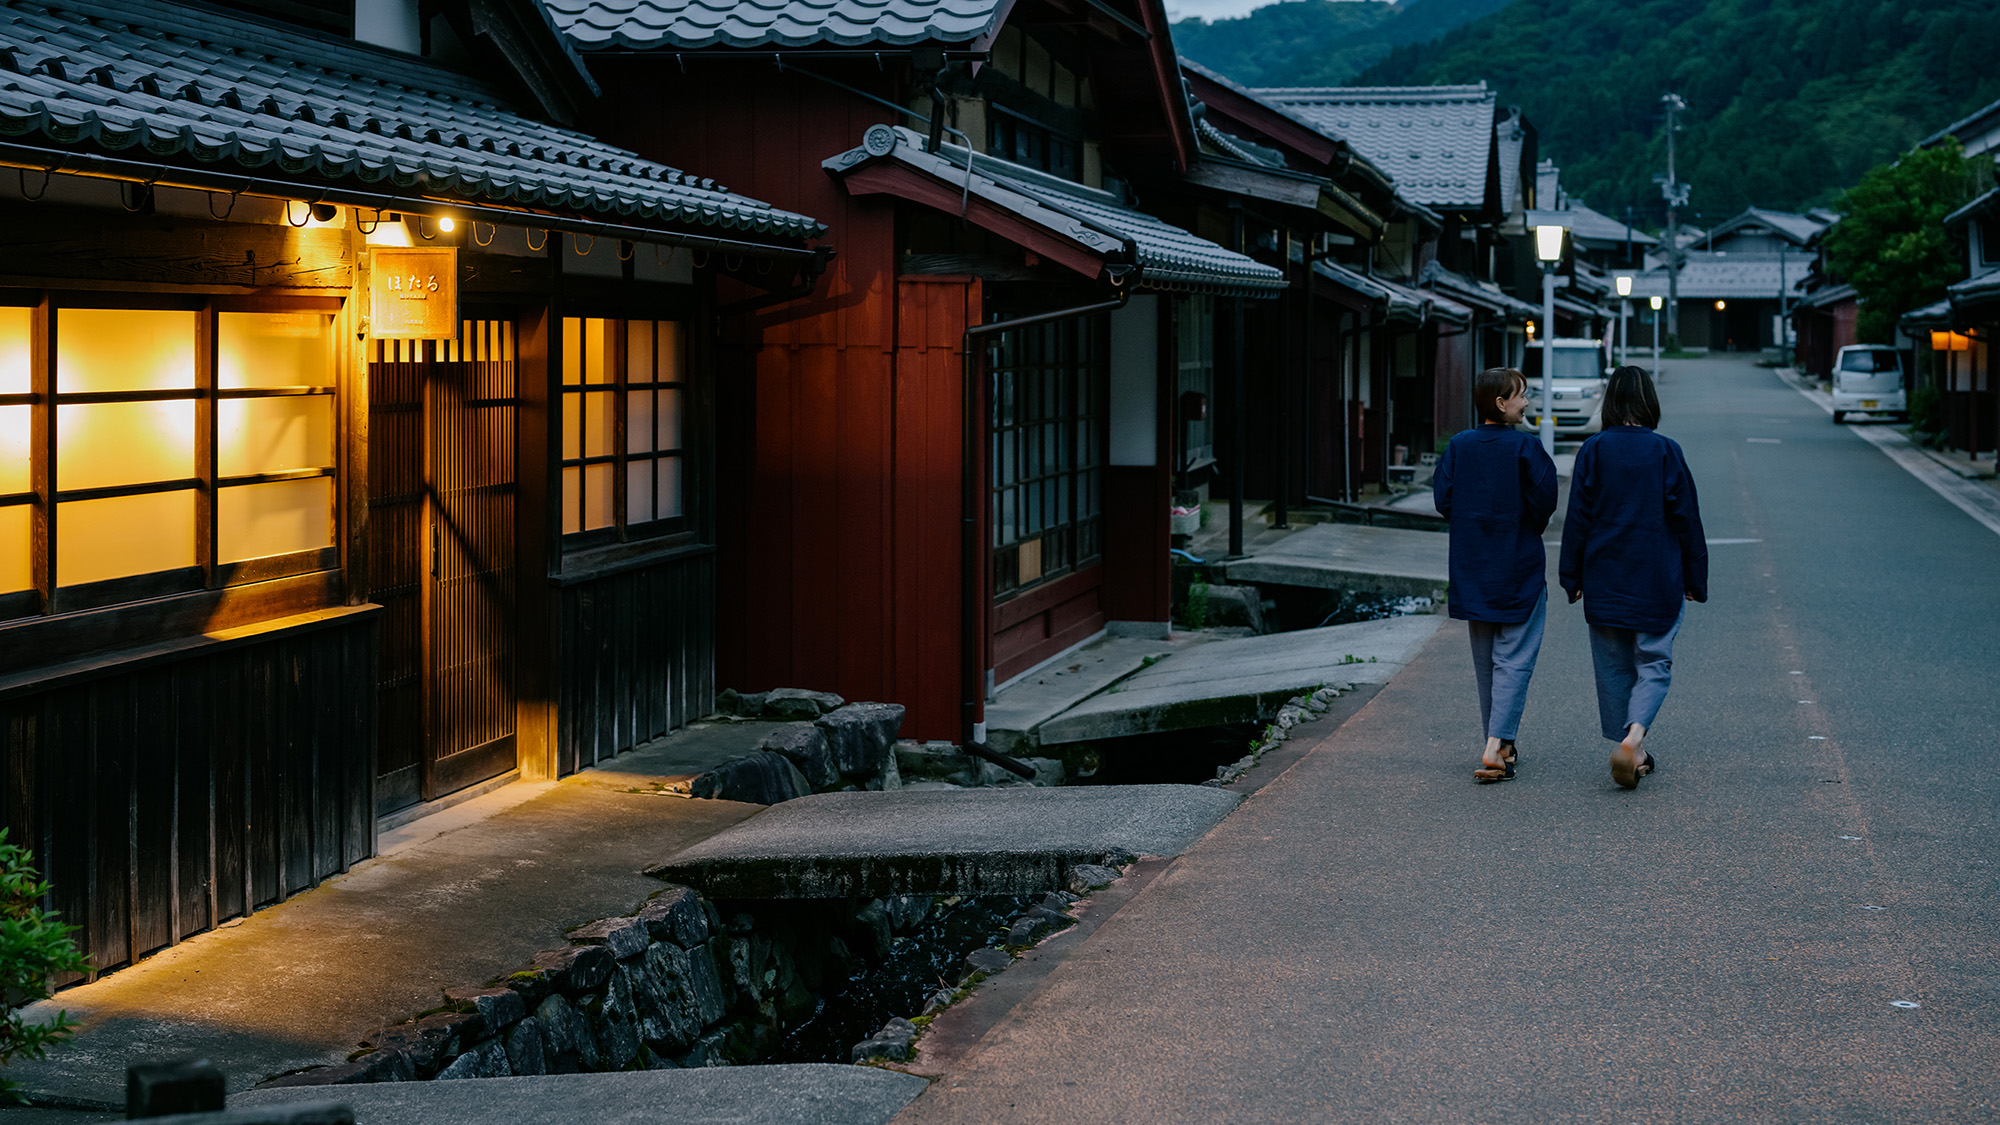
top-left (1559, 426), bottom-right (1709, 631)
top-left (1433, 424), bottom-right (1558, 623)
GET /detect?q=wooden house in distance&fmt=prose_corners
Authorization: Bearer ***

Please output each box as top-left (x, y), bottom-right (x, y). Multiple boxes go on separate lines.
top-left (1633, 207), bottom-right (1831, 351)
top-left (0, 0), bottom-right (821, 978)
top-left (552, 0), bottom-right (1286, 743)
top-left (1253, 82), bottom-right (1541, 450)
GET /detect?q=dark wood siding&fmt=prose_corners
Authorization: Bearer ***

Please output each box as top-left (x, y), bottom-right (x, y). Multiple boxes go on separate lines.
top-left (555, 551), bottom-right (715, 776)
top-left (0, 611), bottom-right (375, 982)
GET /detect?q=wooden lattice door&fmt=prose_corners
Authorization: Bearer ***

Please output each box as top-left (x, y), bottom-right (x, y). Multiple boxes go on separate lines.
top-left (369, 320), bottom-right (518, 815)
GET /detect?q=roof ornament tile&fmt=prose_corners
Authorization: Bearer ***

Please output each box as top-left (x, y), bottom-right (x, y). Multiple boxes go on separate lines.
top-left (85, 63), bottom-right (115, 86)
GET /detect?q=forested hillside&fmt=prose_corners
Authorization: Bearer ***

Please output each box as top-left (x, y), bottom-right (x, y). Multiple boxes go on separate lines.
top-left (1350, 0), bottom-right (2000, 221)
top-left (1170, 0), bottom-right (1515, 89)
top-left (1174, 0), bottom-right (2000, 225)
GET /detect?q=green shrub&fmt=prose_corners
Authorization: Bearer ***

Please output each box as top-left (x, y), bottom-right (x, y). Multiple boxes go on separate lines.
top-left (1908, 383), bottom-right (1944, 437)
top-left (1181, 581), bottom-right (1210, 630)
top-left (0, 830), bottom-right (88, 1102)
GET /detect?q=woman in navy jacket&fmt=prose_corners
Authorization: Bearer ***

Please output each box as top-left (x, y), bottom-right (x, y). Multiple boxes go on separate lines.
top-left (1433, 367), bottom-right (1558, 782)
top-left (1559, 366), bottom-right (1708, 789)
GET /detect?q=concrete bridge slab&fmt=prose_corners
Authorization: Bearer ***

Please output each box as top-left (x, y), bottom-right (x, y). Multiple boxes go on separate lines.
top-left (1222, 522), bottom-right (1448, 597)
top-left (647, 785), bottom-right (1242, 900)
top-left (1035, 615), bottom-right (1443, 745)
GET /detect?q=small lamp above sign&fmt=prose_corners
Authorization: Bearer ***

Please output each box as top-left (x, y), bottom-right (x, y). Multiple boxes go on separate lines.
top-left (1931, 330), bottom-right (1972, 352)
top-left (370, 247), bottom-right (459, 340)
top-left (1650, 296), bottom-right (1663, 310)
top-left (1616, 274), bottom-right (1633, 297)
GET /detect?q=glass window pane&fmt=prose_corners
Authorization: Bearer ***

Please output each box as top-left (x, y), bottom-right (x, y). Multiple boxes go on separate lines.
top-left (584, 319), bottom-right (612, 384)
top-left (657, 388), bottom-right (681, 451)
top-left (218, 477), bottom-right (334, 562)
top-left (584, 463), bottom-right (613, 530)
top-left (57, 489), bottom-right (195, 586)
top-left (217, 396), bottom-right (334, 477)
top-left (626, 320), bottom-right (653, 384)
top-left (0, 404), bottom-right (28, 494)
top-left (0, 306), bottom-right (28, 395)
top-left (58, 309), bottom-right (195, 392)
top-left (562, 318), bottom-right (582, 387)
top-left (655, 457), bottom-right (681, 519)
top-left (656, 322), bottom-right (683, 382)
top-left (57, 400), bottom-right (195, 490)
top-left (0, 505), bottom-right (27, 594)
top-left (562, 465), bottom-right (581, 535)
top-left (218, 312), bottom-right (332, 388)
top-left (562, 391), bottom-right (581, 461)
top-left (584, 391), bottom-right (614, 457)
top-left (627, 390), bottom-right (655, 455)
top-left (626, 459), bottom-right (653, 525)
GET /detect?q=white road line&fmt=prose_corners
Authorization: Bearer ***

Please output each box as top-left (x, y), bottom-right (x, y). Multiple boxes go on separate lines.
top-left (1786, 376), bottom-right (2000, 539)
top-left (1746, 437), bottom-right (1782, 444)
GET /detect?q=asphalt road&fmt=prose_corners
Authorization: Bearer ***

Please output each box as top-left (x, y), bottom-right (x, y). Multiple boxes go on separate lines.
top-left (897, 354), bottom-right (2000, 1123)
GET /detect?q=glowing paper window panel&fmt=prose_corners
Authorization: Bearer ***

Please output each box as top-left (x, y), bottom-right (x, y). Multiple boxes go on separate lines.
top-left (0, 506), bottom-right (27, 594)
top-left (559, 317), bottom-right (620, 535)
top-left (0, 305), bottom-right (28, 395)
top-left (217, 396), bottom-right (335, 477)
top-left (218, 312), bottom-right (333, 388)
top-left (57, 400), bottom-right (196, 491)
top-left (218, 478), bottom-right (335, 562)
top-left (57, 309), bottom-right (196, 392)
top-left (0, 404), bottom-right (28, 494)
top-left (57, 489), bottom-right (197, 587)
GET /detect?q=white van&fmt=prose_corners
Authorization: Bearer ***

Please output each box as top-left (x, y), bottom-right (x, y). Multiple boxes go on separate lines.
top-left (1517, 338), bottom-right (1610, 437)
top-left (1830, 345), bottom-right (1906, 423)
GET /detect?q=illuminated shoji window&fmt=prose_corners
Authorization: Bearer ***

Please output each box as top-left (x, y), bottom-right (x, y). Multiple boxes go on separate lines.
top-left (560, 317), bottom-right (685, 542)
top-left (0, 299), bottom-right (338, 620)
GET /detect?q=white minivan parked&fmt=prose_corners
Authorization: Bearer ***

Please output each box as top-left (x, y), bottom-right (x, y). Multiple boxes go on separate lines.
top-left (1830, 344), bottom-right (1906, 423)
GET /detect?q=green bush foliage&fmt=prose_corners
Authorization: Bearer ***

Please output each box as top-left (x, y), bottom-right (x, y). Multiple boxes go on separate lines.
top-left (1908, 382), bottom-right (1945, 436)
top-left (1821, 142), bottom-right (1986, 342)
top-left (0, 830), bottom-right (88, 1102)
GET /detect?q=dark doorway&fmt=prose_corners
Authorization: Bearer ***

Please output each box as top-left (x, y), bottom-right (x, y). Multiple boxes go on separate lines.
top-left (368, 320), bottom-right (519, 815)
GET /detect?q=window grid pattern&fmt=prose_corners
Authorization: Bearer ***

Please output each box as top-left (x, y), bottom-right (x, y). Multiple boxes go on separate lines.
top-left (989, 316), bottom-right (1104, 599)
top-left (0, 302), bottom-right (337, 620)
top-left (560, 318), bottom-right (686, 540)
top-left (1176, 294), bottom-right (1215, 469)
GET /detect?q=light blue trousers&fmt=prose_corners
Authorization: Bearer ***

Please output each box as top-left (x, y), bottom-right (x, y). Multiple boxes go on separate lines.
top-left (1588, 607), bottom-right (1683, 740)
top-left (1466, 587), bottom-right (1547, 741)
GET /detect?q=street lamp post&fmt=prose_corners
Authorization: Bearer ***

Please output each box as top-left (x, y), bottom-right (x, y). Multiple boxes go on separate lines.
top-left (1530, 212), bottom-right (1569, 455)
top-left (1616, 274), bottom-right (1633, 366)
top-left (1649, 295), bottom-right (1663, 376)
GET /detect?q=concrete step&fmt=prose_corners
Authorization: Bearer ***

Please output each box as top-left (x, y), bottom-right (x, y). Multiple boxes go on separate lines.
top-left (1222, 522), bottom-right (1448, 597)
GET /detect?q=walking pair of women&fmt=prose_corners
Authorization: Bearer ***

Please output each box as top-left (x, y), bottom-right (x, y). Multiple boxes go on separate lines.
top-left (1432, 365), bottom-right (1708, 789)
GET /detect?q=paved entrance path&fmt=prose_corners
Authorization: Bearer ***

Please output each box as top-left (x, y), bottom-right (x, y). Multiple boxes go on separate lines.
top-left (896, 355), bottom-right (2000, 1122)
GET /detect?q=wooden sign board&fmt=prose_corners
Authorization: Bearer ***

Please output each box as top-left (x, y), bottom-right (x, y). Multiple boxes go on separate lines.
top-left (369, 247), bottom-right (459, 339)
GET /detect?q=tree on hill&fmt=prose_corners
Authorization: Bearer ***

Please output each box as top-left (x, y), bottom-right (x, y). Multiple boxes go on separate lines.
top-left (1342, 0), bottom-right (2000, 225)
top-left (1819, 141), bottom-right (1986, 343)
top-left (1170, 0), bottom-right (1517, 89)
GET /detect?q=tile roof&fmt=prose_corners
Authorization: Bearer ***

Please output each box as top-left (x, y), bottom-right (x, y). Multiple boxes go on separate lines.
top-left (824, 125), bottom-right (1286, 296)
top-left (548, 0), bottom-right (1004, 50)
top-left (1626, 253), bottom-right (1807, 300)
top-left (1565, 201), bottom-right (1656, 246)
top-left (1252, 83), bottom-right (1494, 210)
top-left (1418, 260), bottom-right (1539, 320)
top-left (1707, 206), bottom-right (1828, 247)
top-left (0, 0), bottom-right (822, 239)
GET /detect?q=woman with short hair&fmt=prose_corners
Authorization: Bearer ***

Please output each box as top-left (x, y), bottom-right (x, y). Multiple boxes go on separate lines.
top-left (1559, 365), bottom-right (1708, 789)
top-left (1433, 366), bottom-right (1558, 782)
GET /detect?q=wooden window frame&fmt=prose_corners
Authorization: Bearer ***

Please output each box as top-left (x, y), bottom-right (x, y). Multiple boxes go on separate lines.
top-left (0, 293), bottom-right (342, 622)
top-left (988, 313), bottom-right (1106, 601)
top-left (558, 316), bottom-right (689, 551)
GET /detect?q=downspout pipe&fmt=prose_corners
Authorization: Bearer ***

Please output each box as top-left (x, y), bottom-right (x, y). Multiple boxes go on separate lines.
top-left (961, 290), bottom-right (1131, 773)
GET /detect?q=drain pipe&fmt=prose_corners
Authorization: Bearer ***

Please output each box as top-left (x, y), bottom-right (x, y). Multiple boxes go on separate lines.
top-left (961, 290), bottom-right (1131, 776)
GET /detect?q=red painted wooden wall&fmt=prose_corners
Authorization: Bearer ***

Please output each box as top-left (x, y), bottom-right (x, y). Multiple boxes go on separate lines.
top-left (591, 66), bottom-right (972, 739)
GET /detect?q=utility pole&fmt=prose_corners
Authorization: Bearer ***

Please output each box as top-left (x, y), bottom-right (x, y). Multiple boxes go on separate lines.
top-left (1658, 93), bottom-right (1688, 348)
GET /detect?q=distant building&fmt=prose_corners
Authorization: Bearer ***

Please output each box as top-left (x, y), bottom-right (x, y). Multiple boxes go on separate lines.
top-left (1631, 207), bottom-right (1834, 351)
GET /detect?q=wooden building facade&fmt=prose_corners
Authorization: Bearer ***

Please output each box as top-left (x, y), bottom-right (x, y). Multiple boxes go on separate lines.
top-left (0, 0), bottom-right (821, 978)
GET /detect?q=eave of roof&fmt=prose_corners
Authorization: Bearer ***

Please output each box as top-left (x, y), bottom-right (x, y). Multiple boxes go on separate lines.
top-left (1418, 260), bottom-right (1538, 320)
top-left (0, 0), bottom-right (824, 242)
top-left (1252, 83), bottom-right (1496, 211)
top-left (1920, 94), bottom-right (2000, 150)
top-left (546, 0), bottom-right (1006, 51)
top-left (825, 124), bottom-right (1286, 296)
top-left (1943, 188), bottom-right (2000, 229)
